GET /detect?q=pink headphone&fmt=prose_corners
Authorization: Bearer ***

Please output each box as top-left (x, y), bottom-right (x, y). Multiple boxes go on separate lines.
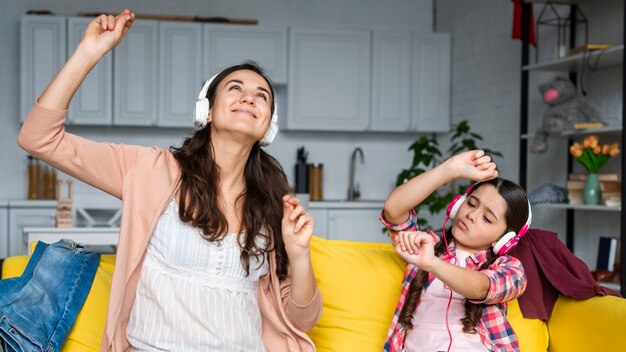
top-left (445, 182), bottom-right (532, 256)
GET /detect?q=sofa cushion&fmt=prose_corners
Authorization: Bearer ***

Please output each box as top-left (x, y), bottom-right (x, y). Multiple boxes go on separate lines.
top-left (308, 236), bottom-right (405, 352)
top-left (507, 297), bottom-right (549, 351)
top-left (308, 236), bottom-right (549, 352)
top-left (2, 253), bottom-right (115, 352)
top-left (548, 295), bottom-right (626, 352)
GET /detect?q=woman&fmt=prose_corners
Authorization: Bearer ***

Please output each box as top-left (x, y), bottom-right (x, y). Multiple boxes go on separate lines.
top-left (18, 10), bottom-right (322, 352)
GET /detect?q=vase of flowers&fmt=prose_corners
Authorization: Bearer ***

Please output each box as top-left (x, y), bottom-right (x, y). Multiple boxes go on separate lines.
top-left (569, 135), bottom-right (620, 205)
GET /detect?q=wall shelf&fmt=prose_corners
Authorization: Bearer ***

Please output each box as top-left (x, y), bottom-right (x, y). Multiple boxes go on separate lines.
top-left (533, 203), bottom-right (621, 212)
top-left (523, 45), bottom-right (623, 72)
top-left (521, 125), bottom-right (623, 139)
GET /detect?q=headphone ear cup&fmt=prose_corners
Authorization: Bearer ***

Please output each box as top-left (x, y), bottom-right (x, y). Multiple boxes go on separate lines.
top-left (447, 195), bottom-right (465, 219)
top-left (258, 100), bottom-right (279, 147)
top-left (493, 231), bottom-right (518, 256)
top-left (193, 98), bottom-right (209, 129)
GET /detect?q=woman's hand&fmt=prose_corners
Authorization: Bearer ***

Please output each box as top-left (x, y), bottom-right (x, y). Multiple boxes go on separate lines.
top-left (281, 195), bottom-right (314, 258)
top-left (445, 149), bottom-right (498, 182)
top-left (392, 231), bottom-right (438, 270)
top-left (76, 9), bottom-right (135, 61)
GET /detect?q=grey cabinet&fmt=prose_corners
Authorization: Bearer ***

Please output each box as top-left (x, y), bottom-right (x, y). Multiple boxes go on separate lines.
top-left (371, 31), bottom-right (451, 132)
top-left (8, 201), bottom-right (57, 256)
top-left (288, 29), bottom-right (450, 133)
top-left (20, 15), bottom-right (66, 121)
top-left (410, 32), bottom-right (451, 132)
top-left (203, 25), bottom-right (288, 84)
top-left (309, 205), bottom-right (389, 243)
top-left (0, 203), bottom-right (8, 259)
top-left (328, 209), bottom-right (390, 243)
top-left (371, 31), bottom-right (412, 132)
top-left (287, 28), bottom-right (371, 131)
top-left (114, 20), bottom-right (159, 126)
top-left (67, 17), bottom-right (113, 125)
top-left (158, 22), bottom-right (202, 128)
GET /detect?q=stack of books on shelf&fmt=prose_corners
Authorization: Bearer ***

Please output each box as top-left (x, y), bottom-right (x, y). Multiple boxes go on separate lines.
top-left (573, 121), bottom-right (608, 130)
top-left (566, 173), bottom-right (621, 206)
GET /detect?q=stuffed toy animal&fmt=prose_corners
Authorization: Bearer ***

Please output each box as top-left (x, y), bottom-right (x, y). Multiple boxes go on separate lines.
top-left (530, 76), bottom-right (599, 153)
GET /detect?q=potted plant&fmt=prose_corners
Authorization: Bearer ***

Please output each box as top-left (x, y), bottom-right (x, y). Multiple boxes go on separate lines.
top-left (569, 135), bottom-right (620, 205)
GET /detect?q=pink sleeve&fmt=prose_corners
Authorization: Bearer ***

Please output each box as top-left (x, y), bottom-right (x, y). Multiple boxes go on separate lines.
top-left (379, 208), bottom-right (419, 232)
top-left (18, 101), bottom-right (158, 199)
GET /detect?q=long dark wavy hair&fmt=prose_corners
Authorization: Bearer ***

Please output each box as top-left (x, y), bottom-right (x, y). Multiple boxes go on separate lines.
top-left (398, 178), bottom-right (529, 333)
top-left (170, 62), bottom-right (290, 280)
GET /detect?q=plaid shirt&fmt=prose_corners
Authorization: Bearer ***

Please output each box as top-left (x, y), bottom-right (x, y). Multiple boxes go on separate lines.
top-left (380, 210), bottom-right (527, 352)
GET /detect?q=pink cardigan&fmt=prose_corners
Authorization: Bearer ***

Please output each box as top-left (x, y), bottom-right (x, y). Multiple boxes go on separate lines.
top-left (18, 102), bottom-right (323, 352)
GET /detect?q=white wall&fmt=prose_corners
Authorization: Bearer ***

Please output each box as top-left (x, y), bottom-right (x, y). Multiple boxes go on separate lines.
top-left (0, 0), bottom-right (432, 202)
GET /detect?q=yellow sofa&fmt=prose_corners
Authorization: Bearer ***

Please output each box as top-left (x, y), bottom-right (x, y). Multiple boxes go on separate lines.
top-left (2, 236), bottom-right (626, 351)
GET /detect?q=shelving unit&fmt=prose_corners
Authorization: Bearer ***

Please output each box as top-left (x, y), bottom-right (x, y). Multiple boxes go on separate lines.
top-left (518, 2), bottom-right (625, 296)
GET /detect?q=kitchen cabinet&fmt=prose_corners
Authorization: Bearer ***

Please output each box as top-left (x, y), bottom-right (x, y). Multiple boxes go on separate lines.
top-left (8, 200), bottom-right (57, 256)
top-left (371, 31), bottom-right (450, 132)
top-left (0, 202), bottom-right (8, 259)
top-left (67, 17), bottom-right (113, 125)
top-left (309, 202), bottom-right (390, 243)
top-left (410, 32), bottom-right (451, 132)
top-left (20, 15), bottom-right (66, 122)
top-left (328, 209), bottom-right (390, 243)
top-left (287, 28), bottom-right (371, 131)
top-left (114, 19), bottom-right (159, 126)
top-left (371, 31), bottom-right (412, 131)
top-left (309, 209), bottom-right (329, 239)
top-left (203, 25), bottom-right (288, 84)
top-left (158, 21), bottom-right (203, 127)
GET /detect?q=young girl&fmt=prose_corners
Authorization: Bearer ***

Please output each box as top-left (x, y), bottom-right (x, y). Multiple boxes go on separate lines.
top-left (381, 150), bottom-right (529, 352)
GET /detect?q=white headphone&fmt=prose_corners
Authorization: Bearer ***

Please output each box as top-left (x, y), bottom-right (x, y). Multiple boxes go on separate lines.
top-left (193, 72), bottom-right (278, 147)
top-left (446, 182), bottom-right (533, 256)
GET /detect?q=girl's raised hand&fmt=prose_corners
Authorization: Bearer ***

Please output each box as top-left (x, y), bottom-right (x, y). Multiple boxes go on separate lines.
top-left (281, 195), bottom-right (314, 257)
top-left (447, 149), bottom-right (498, 182)
top-left (78, 9), bottom-right (135, 61)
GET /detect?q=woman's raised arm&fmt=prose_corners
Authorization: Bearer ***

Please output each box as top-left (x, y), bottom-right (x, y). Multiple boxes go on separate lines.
top-left (39, 10), bottom-right (135, 110)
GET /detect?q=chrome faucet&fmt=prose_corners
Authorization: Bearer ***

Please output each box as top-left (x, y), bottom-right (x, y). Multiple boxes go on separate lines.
top-left (347, 147), bottom-right (364, 201)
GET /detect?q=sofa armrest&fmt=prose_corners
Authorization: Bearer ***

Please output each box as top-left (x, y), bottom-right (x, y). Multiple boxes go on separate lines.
top-left (1, 255), bottom-right (30, 279)
top-left (547, 295), bottom-right (626, 352)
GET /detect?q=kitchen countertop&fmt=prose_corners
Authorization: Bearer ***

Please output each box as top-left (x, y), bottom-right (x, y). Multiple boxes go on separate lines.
top-left (8, 199), bottom-right (57, 207)
top-left (3, 199), bottom-right (386, 210)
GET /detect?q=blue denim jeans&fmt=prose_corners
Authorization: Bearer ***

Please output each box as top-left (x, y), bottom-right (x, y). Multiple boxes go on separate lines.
top-left (0, 240), bottom-right (100, 352)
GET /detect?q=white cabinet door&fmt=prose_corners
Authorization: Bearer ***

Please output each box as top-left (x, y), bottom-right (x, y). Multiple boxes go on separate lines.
top-left (287, 28), bottom-right (371, 131)
top-left (158, 22), bottom-right (202, 128)
top-left (9, 206), bottom-right (57, 256)
top-left (203, 25), bottom-right (288, 84)
top-left (20, 15), bottom-right (66, 122)
top-left (328, 209), bottom-right (390, 243)
top-left (0, 205), bottom-right (8, 259)
top-left (67, 17), bottom-right (113, 125)
top-left (411, 32), bottom-right (451, 132)
top-left (371, 31), bottom-right (412, 132)
top-left (114, 20), bottom-right (158, 126)
top-left (309, 209), bottom-right (329, 239)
